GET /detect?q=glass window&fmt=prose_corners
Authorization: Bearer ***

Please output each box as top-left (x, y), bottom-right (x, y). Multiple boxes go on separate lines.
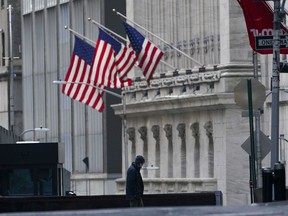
top-left (38, 168), bottom-right (53, 195)
top-left (6, 169), bottom-right (34, 196)
top-left (0, 168), bottom-right (53, 196)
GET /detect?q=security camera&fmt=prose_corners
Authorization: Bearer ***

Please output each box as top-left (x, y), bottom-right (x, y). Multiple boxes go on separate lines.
top-left (0, 28), bottom-right (2, 32)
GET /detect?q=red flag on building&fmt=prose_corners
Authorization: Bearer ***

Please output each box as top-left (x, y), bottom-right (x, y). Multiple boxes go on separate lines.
top-left (237, 0), bottom-right (288, 54)
top-left (123, 22), bottom-right (164, 84)
top-left (62, 36), bottom-right (105, 112)
top-left (91, 28), bottom-right (137, 88)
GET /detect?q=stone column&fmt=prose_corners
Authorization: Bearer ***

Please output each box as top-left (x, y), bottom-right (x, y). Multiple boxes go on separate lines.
top-left (127, 127), bottom-right (135, 165)
top-left (191, 122), bottom-right (200, 178)
top-left (138, 126), bottom-right (148, 177)
top-left (164, 124), bottom-right (173, 178)
top-left (219, 0), bottom-right (250, 64)
top-left (177, 123), bottom-right (186, 178)
top-left (152, 125), bottom-right (160, 178)
top-left (204, 121), bottom-right (214, 178)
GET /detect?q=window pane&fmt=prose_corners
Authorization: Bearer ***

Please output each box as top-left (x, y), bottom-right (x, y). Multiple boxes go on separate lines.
top-left (8, 169), bottom-right (34, 196)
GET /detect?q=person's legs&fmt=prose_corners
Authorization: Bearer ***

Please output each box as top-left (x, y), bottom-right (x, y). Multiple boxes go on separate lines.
top-left (129, 199), bottom-right (144, 207)
top-left (139, 198), bottom-right (144, 207)
top-left (129, 200), bottom-right (138, 207)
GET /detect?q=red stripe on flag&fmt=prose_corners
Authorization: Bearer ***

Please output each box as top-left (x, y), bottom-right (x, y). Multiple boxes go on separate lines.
top-left (143, 44), bottom-right (158, 76)
top-left (71, 62), bottom-right (88, 99)
top-left (62, 54), bottom-right (77, 94)
top-left (145, 50), bottom-right (163, 83)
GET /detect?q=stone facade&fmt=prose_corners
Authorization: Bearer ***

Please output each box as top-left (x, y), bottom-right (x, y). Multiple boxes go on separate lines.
top-left (17, 0), bottom-right (288, 206)
top-left (114, 64), bottom-right (254, 205)
top-left (113, 0), bottom-right (266, 206)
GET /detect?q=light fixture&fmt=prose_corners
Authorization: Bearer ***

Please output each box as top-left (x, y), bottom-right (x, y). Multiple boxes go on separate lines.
top-left (19, 126), bottom-right (50, 137)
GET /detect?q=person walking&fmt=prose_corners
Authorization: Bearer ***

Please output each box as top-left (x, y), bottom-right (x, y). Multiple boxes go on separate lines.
top-left (126, 155), bottom-right (145, 207)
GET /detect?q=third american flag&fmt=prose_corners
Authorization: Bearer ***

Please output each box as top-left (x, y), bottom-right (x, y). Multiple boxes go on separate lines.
top-left (123, 22), bottom-right (163, 84)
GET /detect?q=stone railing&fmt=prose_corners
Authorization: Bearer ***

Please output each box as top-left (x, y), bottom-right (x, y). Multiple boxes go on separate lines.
top-left (116, 178), bottom-right (217, 194)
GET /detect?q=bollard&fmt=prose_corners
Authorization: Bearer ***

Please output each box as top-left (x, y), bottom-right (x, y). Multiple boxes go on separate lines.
top-left (273, 162), bottom-right (286, 201)
top-left (262, 167), bottom-right (273, 202)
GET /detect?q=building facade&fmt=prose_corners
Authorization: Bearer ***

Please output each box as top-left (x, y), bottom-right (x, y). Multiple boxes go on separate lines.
top-left (0, 0), bottom-right (22, 136)
top-left (19, 0), bottom-right (288, 206)
top-left (113, 0), bottom-right (285, 206)
top-left (21, 0), bottom-right (126, 195)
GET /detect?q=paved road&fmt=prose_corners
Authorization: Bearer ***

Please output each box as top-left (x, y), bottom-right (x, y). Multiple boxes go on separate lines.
top-left (1, 201), bottom-right (288, 216)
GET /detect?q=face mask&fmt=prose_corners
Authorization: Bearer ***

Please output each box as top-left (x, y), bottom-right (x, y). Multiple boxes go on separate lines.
top-left (137, 163), bottom-right (143, 168)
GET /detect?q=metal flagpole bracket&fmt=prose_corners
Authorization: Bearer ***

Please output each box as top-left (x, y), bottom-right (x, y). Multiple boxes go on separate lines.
top-left (53, 80), bottom-right (129, 175)
top-left (87, 17), bottom-right (177, 71)
top-left (64, 26), bottom-right (96, 45)
top-left (113, 9), bottom-right (203, 66)
top-left (53, 80), bottom-right (123, 99)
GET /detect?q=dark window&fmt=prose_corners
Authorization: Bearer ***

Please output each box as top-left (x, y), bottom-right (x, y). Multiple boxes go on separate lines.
top-left (0, 168), bottom-right (53, 196)
top-left (1, 0), bottom-right (4, 9)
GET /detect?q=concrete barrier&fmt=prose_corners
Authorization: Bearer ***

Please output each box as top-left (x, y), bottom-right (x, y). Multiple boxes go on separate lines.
top-left (0, 191), bottom-right (222, 213)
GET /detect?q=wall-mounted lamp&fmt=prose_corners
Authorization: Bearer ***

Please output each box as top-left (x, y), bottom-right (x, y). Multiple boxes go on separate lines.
top-left (19, 126), bottom-right (50, 137)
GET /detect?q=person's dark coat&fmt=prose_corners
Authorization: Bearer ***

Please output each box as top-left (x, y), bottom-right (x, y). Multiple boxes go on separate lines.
top-left (126, 162), bottom-right (144, 200)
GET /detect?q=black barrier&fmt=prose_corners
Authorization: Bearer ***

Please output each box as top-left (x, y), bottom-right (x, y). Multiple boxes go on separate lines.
top-left (0, 192), bottom-right (222, 213)
top-left (274, 162), bottom-right (286, 201)
top-left (262, 167), bottom-right (273, 202)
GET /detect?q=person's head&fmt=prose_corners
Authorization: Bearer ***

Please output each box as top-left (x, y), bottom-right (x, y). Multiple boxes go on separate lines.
top-left (134, 155), bottom-right (145, 168)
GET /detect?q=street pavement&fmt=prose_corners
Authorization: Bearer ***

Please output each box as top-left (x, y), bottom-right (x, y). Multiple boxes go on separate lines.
top-left (1, 201), bottom-right (288, 216)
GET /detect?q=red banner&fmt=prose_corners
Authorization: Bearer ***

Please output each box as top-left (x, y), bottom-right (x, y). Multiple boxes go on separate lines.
top-left (237, 0), bottom-right (288, 54)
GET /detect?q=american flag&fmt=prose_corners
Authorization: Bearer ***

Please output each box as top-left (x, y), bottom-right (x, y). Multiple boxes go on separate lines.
top-left (91, 28), bottom-right (137, 88)
top-left (62, 36), bottom-right (105, 112)
top-left (123, 22), bottom-right (163, 84)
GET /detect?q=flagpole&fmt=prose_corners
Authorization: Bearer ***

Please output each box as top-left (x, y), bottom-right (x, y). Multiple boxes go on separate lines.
top-left (122, 90), bottom-right (129, 173)
top-left (64, 26), bottom-right (96, 45)
top-left (53, 80), bottom-right (122, 98)
top-left (88, 18), bottom-right (127, 43)
top-left (8, 5), bottom-right (15, 131)
top-left (113, 9), bottom-right (203, 66)
top-left (53, 80), bottom-right (129, 173)
top-left (87, 18), bottom-right (178, 71)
